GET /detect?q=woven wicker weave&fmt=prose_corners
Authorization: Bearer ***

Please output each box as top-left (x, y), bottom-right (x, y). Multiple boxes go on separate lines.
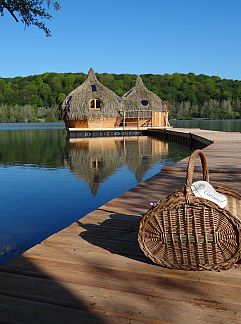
top-left (138, 149), bottom-right (241, 271)
top-left (216, 186), bottom-right (241, 222)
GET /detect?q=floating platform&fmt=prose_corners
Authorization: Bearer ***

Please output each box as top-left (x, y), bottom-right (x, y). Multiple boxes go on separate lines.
top-left (1, 128), bottom-right (241, 323)
top-left (67, 126), bottom-right (171, 138)
top-left (68, 127), bottom-right (146, 138)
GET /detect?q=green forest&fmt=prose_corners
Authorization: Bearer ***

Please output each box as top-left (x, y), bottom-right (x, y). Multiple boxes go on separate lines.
top-left (1, 72), bottom-right (241, 122)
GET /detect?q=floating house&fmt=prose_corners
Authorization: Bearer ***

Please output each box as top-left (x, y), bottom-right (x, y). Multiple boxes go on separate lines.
top-left (59, 68), bottom-right (170, 136)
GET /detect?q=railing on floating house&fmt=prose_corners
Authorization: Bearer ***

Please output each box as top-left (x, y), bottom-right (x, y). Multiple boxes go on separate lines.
top-left (118, 110), bottom-right (169, 129)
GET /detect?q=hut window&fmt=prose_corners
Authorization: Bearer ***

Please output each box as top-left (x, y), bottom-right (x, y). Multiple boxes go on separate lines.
top-left (96, 99), bottom-right (101, 109)
top-left (91, 85), bottom-right (97, 92)
top-left (141, 100), bottom-right (149, 107)
top-left (89, 99), bottom-right (101, 110)
top-left (91, 159), bottom-right (102, 170)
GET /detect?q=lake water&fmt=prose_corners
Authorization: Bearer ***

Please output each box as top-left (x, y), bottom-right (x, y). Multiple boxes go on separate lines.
top-left (170, 119), bottom-right (241, 132)
top-left (0, 123), bottom-right (190, 264)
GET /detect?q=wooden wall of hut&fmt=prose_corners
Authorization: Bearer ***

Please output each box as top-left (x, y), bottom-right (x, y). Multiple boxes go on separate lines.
top-left (152, 112), bottom-right (169, 127)
top-left (65, 113), bottom-right (169, 129)
top-left (65, 118), bottom-right (117, 129)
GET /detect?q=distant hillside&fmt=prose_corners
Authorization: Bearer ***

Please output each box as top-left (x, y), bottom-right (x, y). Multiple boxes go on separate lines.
top-left (0, 72), bottom-right (241, 122)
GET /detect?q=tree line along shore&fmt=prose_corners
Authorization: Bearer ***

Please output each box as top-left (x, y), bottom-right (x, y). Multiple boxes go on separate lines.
top-left (0, 72), bottom-right (241, 122)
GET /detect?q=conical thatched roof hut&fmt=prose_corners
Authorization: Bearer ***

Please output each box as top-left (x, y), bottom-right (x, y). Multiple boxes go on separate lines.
top-left (120, 76), bottom-right (169, 127)
top-left (121, 76), bottom-right (164, 112)
top-left (59, 68), bottom-right (121, 128)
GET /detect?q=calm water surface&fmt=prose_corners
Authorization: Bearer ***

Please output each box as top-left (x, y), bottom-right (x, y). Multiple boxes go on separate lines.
top-left (0, 123), bottom-right (190, 264)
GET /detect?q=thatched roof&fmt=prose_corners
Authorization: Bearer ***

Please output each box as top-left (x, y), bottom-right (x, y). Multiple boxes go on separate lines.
top-left (121, 76), bottom-right (165, 112)
top-left (59, 68), bottom-right (121, 121)
top-left (59, 70), bottom-right (168, 121)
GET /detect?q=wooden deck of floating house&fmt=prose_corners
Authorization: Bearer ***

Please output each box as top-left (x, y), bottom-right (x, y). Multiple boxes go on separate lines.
top-left (67, 110), bottom-right (170, 138)
top-left (67, 126), bottom-right (170, 139)
top-left (1, 129), bottom-right (241, 323)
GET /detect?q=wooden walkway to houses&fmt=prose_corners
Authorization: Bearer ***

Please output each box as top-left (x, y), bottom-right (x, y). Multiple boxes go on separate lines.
top-left (1, 128), bottom-right (241, 323)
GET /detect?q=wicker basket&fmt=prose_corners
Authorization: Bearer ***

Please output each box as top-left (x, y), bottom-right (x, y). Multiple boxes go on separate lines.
top-left (138, 149), bottom-right (241, 271)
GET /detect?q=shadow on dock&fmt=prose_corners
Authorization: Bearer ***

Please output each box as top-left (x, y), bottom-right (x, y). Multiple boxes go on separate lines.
top-left (78, 213), bottom-right (152, 264)
top-left (0, 256), bottom-right (109, 323)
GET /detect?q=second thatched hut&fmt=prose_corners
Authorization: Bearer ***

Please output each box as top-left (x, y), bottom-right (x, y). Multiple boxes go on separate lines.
top-left (121, 76), bottom-right (169, 127)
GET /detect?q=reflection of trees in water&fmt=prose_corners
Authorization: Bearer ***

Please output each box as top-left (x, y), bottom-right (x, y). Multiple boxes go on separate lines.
top-left (0, 129), bottom-right (66, 167)
top-left (64, 137), bottom-right (169, 195)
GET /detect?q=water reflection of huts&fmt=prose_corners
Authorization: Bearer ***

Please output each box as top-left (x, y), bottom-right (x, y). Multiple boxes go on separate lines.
top-left (64, 137), bottom-right (168, 195)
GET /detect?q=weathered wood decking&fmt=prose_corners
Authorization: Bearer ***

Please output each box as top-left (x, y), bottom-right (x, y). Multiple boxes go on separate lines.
top-left (1, 128), bottom-right (241, 323)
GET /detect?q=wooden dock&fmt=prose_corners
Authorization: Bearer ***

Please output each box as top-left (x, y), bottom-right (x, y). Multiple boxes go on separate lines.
top-left (1, 128), bottom-right (241, 323)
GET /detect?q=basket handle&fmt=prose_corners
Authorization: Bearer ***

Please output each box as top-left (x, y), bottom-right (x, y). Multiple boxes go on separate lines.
top-left (185, 149), bottom-right (209, 198)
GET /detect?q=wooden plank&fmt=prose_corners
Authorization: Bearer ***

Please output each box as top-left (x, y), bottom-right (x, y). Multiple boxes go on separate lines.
top-left (0, 295), bottom-right (143, 324)
top-left (2, 256), bottom-right (241, 292)
top-left (62, 217), bottom-right (140, 233)
top-left (6, 244), bottom-right (241, 289)
top-left (0, 270), bottom-right (241, 324)
top-left (56, 224), bottom-right (139, 242)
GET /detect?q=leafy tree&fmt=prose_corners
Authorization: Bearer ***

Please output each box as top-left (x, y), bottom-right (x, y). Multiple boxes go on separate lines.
top-left (57, 92), bottom-right (66, 104)
top-left (0, 0), bottom-right (61, 36)
top-left (1, 71), bottom-right (241, 121)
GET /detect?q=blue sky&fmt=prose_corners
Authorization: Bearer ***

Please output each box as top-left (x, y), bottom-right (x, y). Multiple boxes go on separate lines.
top-left (1, 0), bottom-right (241, 79)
